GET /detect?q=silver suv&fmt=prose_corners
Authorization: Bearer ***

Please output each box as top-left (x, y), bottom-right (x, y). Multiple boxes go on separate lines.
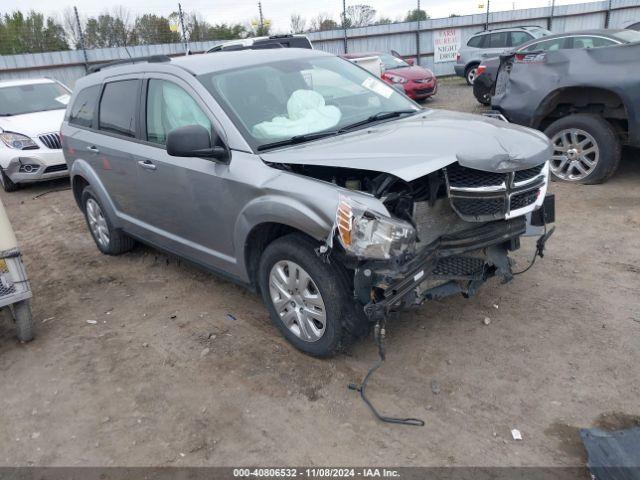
top-left (62, 49), bottom-right (554, 357)
top-left (455, 26), bottom-right (551, 85)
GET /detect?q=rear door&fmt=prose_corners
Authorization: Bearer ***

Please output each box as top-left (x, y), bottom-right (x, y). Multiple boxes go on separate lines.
top-left (93, 77), bottom-right (142, 216)
top-left (482, 31), bottom-right (511, 58)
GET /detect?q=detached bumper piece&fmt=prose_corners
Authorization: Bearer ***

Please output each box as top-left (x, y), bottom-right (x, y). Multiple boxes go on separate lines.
top-left (358, 217), bottom-right (526, 321)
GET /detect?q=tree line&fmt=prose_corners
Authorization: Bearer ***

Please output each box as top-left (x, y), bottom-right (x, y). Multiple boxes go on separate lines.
top-left (0, 5), bottom-right (432, 55)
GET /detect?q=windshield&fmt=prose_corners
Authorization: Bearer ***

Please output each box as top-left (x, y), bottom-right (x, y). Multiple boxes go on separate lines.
top-left (198, 55), bottom-right (419, 150)
top-left (379, 53), bottom-right (410, 70)
top-left (0, 82), bottom-right (70, 116)
top-left (612, 29), bottom-right (640, 43)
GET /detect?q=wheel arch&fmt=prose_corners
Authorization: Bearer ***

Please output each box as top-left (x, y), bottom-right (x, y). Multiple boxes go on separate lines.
top-left (532, 86), bottom-right (629, 139)
top-left (69, 159), bottom-right (121, 228)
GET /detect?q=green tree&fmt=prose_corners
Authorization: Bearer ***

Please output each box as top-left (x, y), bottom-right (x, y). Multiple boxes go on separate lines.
top-left (131, 14), bottom-right (180, 45)
top-left (405, 9), bottom-right (430, 22)
top-left (376, 17), bottom-right (393, 25)
top-left (0, 11), bottom-right (68, 54)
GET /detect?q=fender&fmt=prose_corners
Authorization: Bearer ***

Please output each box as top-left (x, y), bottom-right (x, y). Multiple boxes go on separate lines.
top-left (70, 158), bottom-right (123, 229)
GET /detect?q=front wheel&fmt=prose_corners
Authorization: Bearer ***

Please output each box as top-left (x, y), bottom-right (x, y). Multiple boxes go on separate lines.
top-left (12, 300), bottom-right (34, 342)
top-left (544, 114), bottom-right (621, 184)
top-left (258, 233), bottom-right (368, 357)
top-left (0, 168), bottom-right (19, 192)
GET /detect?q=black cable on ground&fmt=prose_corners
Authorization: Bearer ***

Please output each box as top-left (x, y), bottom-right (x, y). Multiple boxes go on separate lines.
top-left (513, 225), bottom-right (554, 276)
top-left (348, 319), bottom-right (425, 427)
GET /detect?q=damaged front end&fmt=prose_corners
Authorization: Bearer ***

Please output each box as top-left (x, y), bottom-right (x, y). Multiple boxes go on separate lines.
top-left (319, 160), bottom-right (554, 322)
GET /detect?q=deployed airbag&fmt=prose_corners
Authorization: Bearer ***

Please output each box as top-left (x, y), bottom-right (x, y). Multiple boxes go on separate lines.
top-left (252, 90), bottom-right (341, 139)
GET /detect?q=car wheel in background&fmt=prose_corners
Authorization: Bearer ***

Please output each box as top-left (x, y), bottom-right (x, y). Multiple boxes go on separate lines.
top-left (12, 300), bottom-right (34, 342)
top-left (545, 114), bottom-right (621, 184)
top-left (465, 64), bottom-right (479, 85)
top-left (81, 186), bottom-right (135, 255)
top-left (0, 169), bottom-right (20, 192)
top-left (258, 233), bottom-right (368, 357)
top-left (473, 83), bottom-right (492, 105)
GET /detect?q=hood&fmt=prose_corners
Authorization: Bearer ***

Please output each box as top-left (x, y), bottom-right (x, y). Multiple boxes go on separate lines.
top-left (260, 109), bottom-right (552, 182)
top-left (0, 109), bottom-right (66, 137)
top-left (386, 65), bottom-right (434, 80)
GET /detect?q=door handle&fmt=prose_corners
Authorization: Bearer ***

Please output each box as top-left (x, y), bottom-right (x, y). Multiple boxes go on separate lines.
top-left (137, 160), bottom-right (157, 171)
top-left (87, 145), bottom-right (99, 153)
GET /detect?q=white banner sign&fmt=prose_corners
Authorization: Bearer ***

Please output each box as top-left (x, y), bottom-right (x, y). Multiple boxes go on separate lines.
top-left (434, 28), bottom-right (461, 63)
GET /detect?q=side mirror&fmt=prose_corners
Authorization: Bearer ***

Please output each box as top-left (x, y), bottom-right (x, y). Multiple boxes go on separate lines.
top-left (166, 124), bottom-right (229, 162)
top-left (406, 58), bottom-right (415, 66)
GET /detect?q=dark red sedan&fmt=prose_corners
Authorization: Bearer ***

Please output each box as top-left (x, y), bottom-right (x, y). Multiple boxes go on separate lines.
top-left (342, 52), bottom-right (438, 101)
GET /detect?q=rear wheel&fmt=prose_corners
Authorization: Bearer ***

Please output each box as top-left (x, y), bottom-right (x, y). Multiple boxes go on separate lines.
top-left (258, 233), bottom-right (368, 357)
top-left (0, 168), bottom-right (19, 192)
top-left (544, 114), bottom-right (621, 184)
top-left (81, 186), bottom-right (135, 255)
top-left (465, 64), bottom-right (479, 85)
top-left (12, 300), bottom-right (34, 342)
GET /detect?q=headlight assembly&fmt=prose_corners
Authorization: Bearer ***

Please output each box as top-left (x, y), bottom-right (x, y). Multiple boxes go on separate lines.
top-left (335, 195), bottom-right (416, 260)
top-left (386, 74), bottom-right (408, 84)
top-left (0, 132), bottom-right (38, 150)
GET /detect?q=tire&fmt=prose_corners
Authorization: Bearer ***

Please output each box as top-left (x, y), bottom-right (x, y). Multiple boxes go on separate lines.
top-left (258, 233), bottom-right (368, 357)
top-left (465, 64), bottom-right (479, 86)
top-left (12, 300), bottom-right (34, 342)
top-left (81, 186), bottom-right (135, 255)
top-left (544, 113), bottom-right (621, 185)
top-left (473, 83), bottom-right (492, 106)
top-left (0, 168), bottom-right (20, 192)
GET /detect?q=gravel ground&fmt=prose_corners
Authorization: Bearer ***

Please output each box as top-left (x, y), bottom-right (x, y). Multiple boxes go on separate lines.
top-left (1, 77), bottom-right (639, 468)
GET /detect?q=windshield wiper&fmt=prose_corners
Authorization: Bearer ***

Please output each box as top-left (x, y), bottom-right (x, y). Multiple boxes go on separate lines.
top-left (257, 130), bottom-right (340, 151)
top-left (338, 109), bottom-right (419, 132)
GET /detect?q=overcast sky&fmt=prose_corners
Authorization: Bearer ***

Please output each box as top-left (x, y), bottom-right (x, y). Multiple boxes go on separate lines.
top-left (2, 0), bottom-right (588, 32)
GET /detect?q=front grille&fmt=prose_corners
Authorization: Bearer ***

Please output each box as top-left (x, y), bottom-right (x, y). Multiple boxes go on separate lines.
top-left (451, 196), bottom-right (506, 218)
top-left (510, 189), bottom-right (539, 211)
top-left (414, 78), bottom-right (433, 84)
top-left (415, 87), bottom-right (435, 95)
top-left (444, 162), bottom-right (546, 222)
top-left (38, 132), bottom-right (61, 150)
top-left (44, 164), bottom-right (68, 174)
top-left (433, 255), bottom-right (485, 279)
top-left (514, 164), bottom-right (544, 183)
top-left (445, 163), bottom-right (505, 188)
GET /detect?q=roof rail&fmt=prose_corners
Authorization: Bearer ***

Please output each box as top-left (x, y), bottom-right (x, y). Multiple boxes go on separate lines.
top-left (208, 43), bottom-right (284, 53)
top-left (476, 25), bottom-right (544, 34)
top-left (87, 55), bottom-right (171, 74)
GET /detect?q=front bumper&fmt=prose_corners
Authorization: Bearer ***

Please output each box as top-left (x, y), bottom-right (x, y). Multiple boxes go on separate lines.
top-left (404, 79), bottom-right (438, 99)
top-left (0, 150), bottom-right (68, 184)
top-left (355, 195), bottom-right (555, 321)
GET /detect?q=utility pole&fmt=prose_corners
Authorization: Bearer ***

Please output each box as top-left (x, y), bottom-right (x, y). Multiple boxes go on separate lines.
top-left (178, 3), bottom-right (189, 54)
top-left (258, 1), bottom-right (264, 33)
top-left (485, 0), bottom-right (490, 30)
top-left (342, 0), bottom-right (348, 54)
top-left (416, 0), bottom-right (421, 67)
top-left (74, 6), bottom-right (89, 73)
top-left (548, 0), bottom-right (556, 30)
top-left (604, 0), bottom-right (612, 28)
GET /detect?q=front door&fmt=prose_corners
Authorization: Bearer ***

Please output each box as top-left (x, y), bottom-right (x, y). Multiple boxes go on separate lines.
top-left (130, 76), bottom-right (236, 272)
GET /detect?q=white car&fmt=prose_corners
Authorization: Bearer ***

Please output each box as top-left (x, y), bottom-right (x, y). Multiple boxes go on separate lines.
top-left (0, 78), bottom-right (71, 192)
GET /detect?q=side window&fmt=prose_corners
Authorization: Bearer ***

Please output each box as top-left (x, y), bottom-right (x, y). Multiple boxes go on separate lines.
top-left (510, 31), bottom-right (532, 47)
top-left (572, 36), bottom-right (616, 49)
top-left (146, 79), bottom-right (212, 146)
top-left (522, 37), bottom-right (566, 52)
top-left (467, 35), bottom-right (486, 48)
top-left (69, 85), bottom-right (100, 128)
top-left (99, 80), bottom-right (139, 137)
top-left (488, 32), bottom-right (509, 48)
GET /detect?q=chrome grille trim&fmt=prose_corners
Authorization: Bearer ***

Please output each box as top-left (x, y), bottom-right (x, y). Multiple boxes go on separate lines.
top-left (38, 132), bottom-right (61, 150)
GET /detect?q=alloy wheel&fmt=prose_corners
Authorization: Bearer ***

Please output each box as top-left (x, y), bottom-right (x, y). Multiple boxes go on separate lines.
top-left (85, 198), bottom-right (110, 248)
top-left (268, 260), bottom-right (327, 342)
top-left (467, 67), bottom-right (478, 85)
top-left (550, 128), bottom-right (599, 181)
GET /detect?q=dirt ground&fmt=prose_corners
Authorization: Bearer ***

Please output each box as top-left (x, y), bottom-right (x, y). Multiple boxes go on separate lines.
top-left (1, 77), bottom-right (639, 468)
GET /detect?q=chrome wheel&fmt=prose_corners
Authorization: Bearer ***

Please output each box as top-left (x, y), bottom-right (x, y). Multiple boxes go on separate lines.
top-left (466, 67), bottom-right (478, 85)
top-left (550, 128), bottom-right (599, 181)
top-left (268, 260), bottom-right (326, 342)
top-left (85, 198), bottom-right (110, 248)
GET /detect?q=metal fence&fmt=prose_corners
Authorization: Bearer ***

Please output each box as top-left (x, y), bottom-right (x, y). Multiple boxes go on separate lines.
top-left (1, 0), bottom-right (639, 87)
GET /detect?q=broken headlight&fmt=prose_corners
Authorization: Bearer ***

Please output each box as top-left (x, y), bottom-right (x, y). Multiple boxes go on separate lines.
top-left (335, 195), bottom-right (416, 260)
